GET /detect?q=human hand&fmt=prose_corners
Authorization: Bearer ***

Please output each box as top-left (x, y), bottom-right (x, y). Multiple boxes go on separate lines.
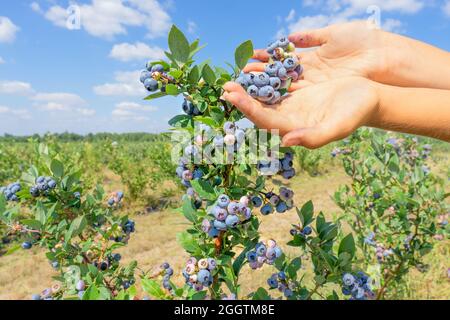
top-left (222, 77), bottom-right (379, 149)
top-left (245, 21), bottom-right (450, 90)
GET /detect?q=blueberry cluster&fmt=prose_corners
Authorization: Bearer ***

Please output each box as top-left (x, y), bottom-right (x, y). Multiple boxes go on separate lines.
top-left (31, 284), bottom-right (61, 301)
top-left (107, 191), bottom-right (124, 207)
top-left (182, 257), bottom-right (217, 291)
top-left (251, 187), bottom-right (295, 216)
top-left (437, 213), bottom-right (449, 227)
top-left (160, 262), bottom-right (174, 291)
top-left (341, 272), bottom-right (375, 300)
top-left (421, 144), bottom-right (432, 159)
top-left (176, 159), bottom-right (204, 189)
top-left (29, 176), bottom-right (56, 197)
top-left (267, 271), bottom-right (294, 298)
top-left (122, 219), bottom-right (135, 234)
top-left (246, 239), bottom-right (283, 269)
top-left (0, 182), bottom-right (21, 202)
top-left (182, 98), bottom-right (202, 116)
top-left (140, 63), bottom-right (175, 93)
top-left (236, 38), bottom-right (302, 105)
top-left (202, 195), bottom-right (252, 237)
top-left (364, 232), bottom-right (394, 263)
top-left (331, 148), bottom-right (351, 158)
top-left (257, 152), bottom-right (296, 179)
top-left (213, 122), bottom-right (246, 152)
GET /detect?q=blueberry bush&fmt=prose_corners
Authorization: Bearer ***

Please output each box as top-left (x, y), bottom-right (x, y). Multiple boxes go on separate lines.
top-left (334, 129), bottom-right (449, 299)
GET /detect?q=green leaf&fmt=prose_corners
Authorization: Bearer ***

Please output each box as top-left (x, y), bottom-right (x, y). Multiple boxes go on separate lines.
top-left (168, 115), bottom-right (191, 128)
top-left (66, 216), bottom-right (87, 243)
top-left (177, 232), bottom-right (201, 254)
top-left (5, 244), bottom-right (21, 256)
top-left (84, 284), bottom-right (100, 300)
top-left (287, 257), bottom-right (302, 278)
top-left (194, 116), bottom-right (217, 128)
top-left (338, 234), bottom-right (356, 259)
top-left (252, 287), bottom-right (270, 300)
top-left (50, 159), bottom-right (64, 178)
top-left (168, 25), bottom-right (190, 64)
top-left (191, 291), bottom-right (207, 300)
top-left (297, 200), bottom-right (314, 227)
top-left (141, 278), bottom-right (165, 299)
top-left (182, 197), bottom-right (198, 223)
top-left (144, 91), bottom-right (167, 100)
top-left (235, 40), bottom-right (254, 70)
top-left (165, 84), bottom-right (179, 96)
top-left (188, 66), bottom-right (200, 84)
top-left (21, 219), bottom-right (42, 230)
top-left (190, 179), bottom-right (217, 201)
top-left (201, 64), bottom-right (216, 85)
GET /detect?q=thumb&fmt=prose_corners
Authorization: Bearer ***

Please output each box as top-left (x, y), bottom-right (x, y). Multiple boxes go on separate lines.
top-left (288, 26), bottom-right (330, 48)
top-left (282, 120), bottom-right (352, 149)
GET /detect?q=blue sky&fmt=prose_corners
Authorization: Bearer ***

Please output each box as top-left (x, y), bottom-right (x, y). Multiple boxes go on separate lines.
top-left (1, 0), bottom-right (450, 135)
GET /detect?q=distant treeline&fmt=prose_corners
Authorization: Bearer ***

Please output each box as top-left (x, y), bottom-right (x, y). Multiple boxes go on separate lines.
top-left (0, 132), bottom-right (171, 143)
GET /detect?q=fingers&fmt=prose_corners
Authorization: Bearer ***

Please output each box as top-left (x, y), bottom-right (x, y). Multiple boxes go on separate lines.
top-left (222, 82), bottom-right (270, 127)
top-left (252, 49), bottom-right (270, 62)
top-left (243, 62), bottom-right (265, 73)
top-left (288, 26), bottom-right (330, 48)
top-left (288, 80), bottom-right (313, 92)
top-left (282, 119), bottom-right (352, 149)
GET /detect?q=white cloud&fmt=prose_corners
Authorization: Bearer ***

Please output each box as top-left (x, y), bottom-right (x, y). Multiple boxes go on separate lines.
top-left (0, 57), bottom-right (5, 64)
top-left (32, 92), bottom-right (95, 116)
top-left (187, 21), bottom-right (197, 34)
top-left (40, 0), bottom-right (171, 40)
top-left (30, 2), bottom-right (43, 14)
top-left (94, 70), bottom-right (146, 96)
top-left (112, 101), bottom-right (156, 121)
top-left (0, 81), bottom-right (34, 95)
top-left (0, 105), bottom-right (31, 119)
top-left (282, 0), bottom-right (425, 35)
top-left (0, 17), bottom-right (19, 43)
top-left (110, 42), bottom-right (165, 62)
top-left (444, 1), bottom-right (450, 17)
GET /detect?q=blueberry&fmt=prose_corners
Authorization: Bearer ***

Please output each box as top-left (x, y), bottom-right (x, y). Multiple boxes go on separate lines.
top-left (277, 38), bottom-right (290, 49)
top-left (251, 196), bottom-right (263, 208)
top-left (213, 135), bottom-right (224, 148)
top-left (303, 226), bottom-right (312, 235)
top-left (373, 193), bottom-right (381, 200)
top-left (267, 277), bottom-right (278, 289)
top-left (235, 76), bottom-right (248, 88)
top-left (255, 243), bottom-right (267, 257)
top-left (217, 194), bottom-right (230, 208)
top-left (276, 202), bottom-right (288, 213)
top-left (213, 220), bottom-right (227, 231)
top-left (277, 67), bottom-right (288, 80)
top-left (260, 204), bottom-right (274, 215)
top-left (197, 269), bottom-right (211, 284)
top-left (113, 253), bottom-right (122, 262)
top-left (151, 64), bottom-right (165, 73)
top-left (107, 198), bottom-right (115, 206)
top-left (182, 100), bottom-right (194, 115)
top-left (47, 180), bottom-right (57, 189)
top-left (10, 184), bottom-right (21, 193)
top-left (258, 86), bottom-right (275, 102)
top-left (223, 122), bottom-right (236, 134)
top-left (213, 206), bottom-right (228, 221)
top-left (76, 280), bottom-right (86, 291)
top-left (162, 281), bottom-right (171, 290)
top-left (36, 176), bottom-right (45, 184)
top-left (235, 129), bottom-right (246, 144)
top-left (247, 85), bottom-right (259, 98)
top-left (123, 281), bottom-right (131, 289)
top-left (278, 271), bottom-right (287, 281)
top-left (246, 251), bottom-right (257, 263)
top-left (243, 73), bottom-right (255, 86)
top-left (117, 191), bottom-right (124, 201)
top-left (274, 246), bottom-right (282, 258)
top-left (99, 261), bottom-right (109, 271)
top-left (140, 70), bottom-right (152, 83)
top-left (342, 273), bottom-right (355, 287)
top-left (281, 158), bottom-right (293, 170)
top-left (51, 261), bottom-right (59, 269)
top-left (31, 294), bottom-right (41, 300)
top-left (225, 214), bottom-right (240, 228)
top-left (342, 287), bottom-right (352, 296)
top-left (283, 58), bottom-right (298, 71)
top-left (269, 77), bottom-right (282, 90)
top-left (144, 78), bottom-right (159, 92)
top-left (265, 62), bottom-right (282, 77)
top-left (74, 192), bottom-right (81, 199)
top-left (208, 227), bottom-right (220, 238)
top-left (227, 202), bottom-right (240, 215)
top-left (284, 288), bottom-right (294, 298)
top-left (281, 168), bottom-right (296, 180)
top-left (22, 242), bottom-right (32, 250)
top-left (253, 73), bottom-right (270, 87)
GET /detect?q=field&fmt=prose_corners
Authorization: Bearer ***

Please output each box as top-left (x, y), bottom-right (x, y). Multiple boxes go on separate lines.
top-left (0, 133), bottom-right (448, 300)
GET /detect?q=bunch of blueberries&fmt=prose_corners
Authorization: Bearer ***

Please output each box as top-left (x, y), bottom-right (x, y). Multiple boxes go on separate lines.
top-left (235, 38), bottom-right (302, 105)
top-left (140, 63), bottom-right (175, 93)
top-left (29, 176), bottom-right (57, 197)
top-left (267, 271), bottom-right (294, 298)
top-left (202, 195), bottom-right (253, 237)
top-left (182, 257), bottom-right (217, 292)
top-left (176, 160), bottom-right (204, 189)
top-left (214, 122), bottom-right (246, 152)
top-left (331, 147), bottom-right (351, 158)
top-left (246, 239), bottom-right (283, 269)
top-left (107, 191), bottom-right (124, 207)
top-left (160, 262), bottom-right (174, 291)
top-left (31, 284), bottom-right (62, 301)
top-left (251, 186), bottom-right (295, 216)
top-left (76, 280), bottom-right (86, 299)
top-left (0, 182), bottom-right (21, 202)
top-left (122, 219), bottom-right (135, 234)
top-left (257, 152), bottom-right (296, 180)
top-left (364, 232), bottom-right (394, 263)
top-left (341, 272), bottom-right (375, 300)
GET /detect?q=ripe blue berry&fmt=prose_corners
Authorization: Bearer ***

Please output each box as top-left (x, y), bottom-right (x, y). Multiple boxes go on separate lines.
top-left (76, 280), bottom-right (86, 291)
top-left (277, 67), bottom-right (288, 80)
top-left (251, 196), bottom-right (263, 208)
top-left (276, 202), bottom-right (288, 213)
top-left (197, 269), bottom-right (211, 284)
top-left (22, 242), bottom-right (32, 250)
top-left (213, 220), bottom-right (227, 231)
top-left (246, 251), bottom-right (257, 263)
top-left (213, 206), bottom-right (228, 221)
top-left (265, 62), bottom-right (282, 77)
top-left (31, 294), bottom-right (41, 300)
top-left (269, 77), bottom-right (281, 90)
top-left (267, 277), bottom-right (278, 289)
top-left (283, 57), bottom-right (298, 71)
top-left (151, 64), bottom-right (164, 73)
top-left (247, 85), bottom-right (259, 98)
top-left (208, 227), bottom-right (220, 238)
top-left (48, 180), bottom-right (57, 189)
top-left (225, 214), bottom-right (240, 228)
top-left (244, 73), bottom-right (255, 85)
top-left (281, 168), bottom-right (296, 180)
top-left (235, 76), bottom-right (248, 88)
top-left (258, 86), bottom-right (275, 102)
top-left (342, 273), bottom-right (355, 287)
top-left (261, 204), bottom-right (274, 215)
top-left (303, 226), bottom-right (312, 235)
top-left (254, 73), bottom-right (270, 87)
top-left (223, 122), bottom-right (236, 134)
top-left (255, 243), bottom-right (267, 256)
top-left (277, 38), bottom-right (290, 49)
top-left (144, 78), bottom-right (158, 92)
top-left (217, 194), bottom-right (230, 208)
top-left (140, 70), bottom-right (151, 83)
